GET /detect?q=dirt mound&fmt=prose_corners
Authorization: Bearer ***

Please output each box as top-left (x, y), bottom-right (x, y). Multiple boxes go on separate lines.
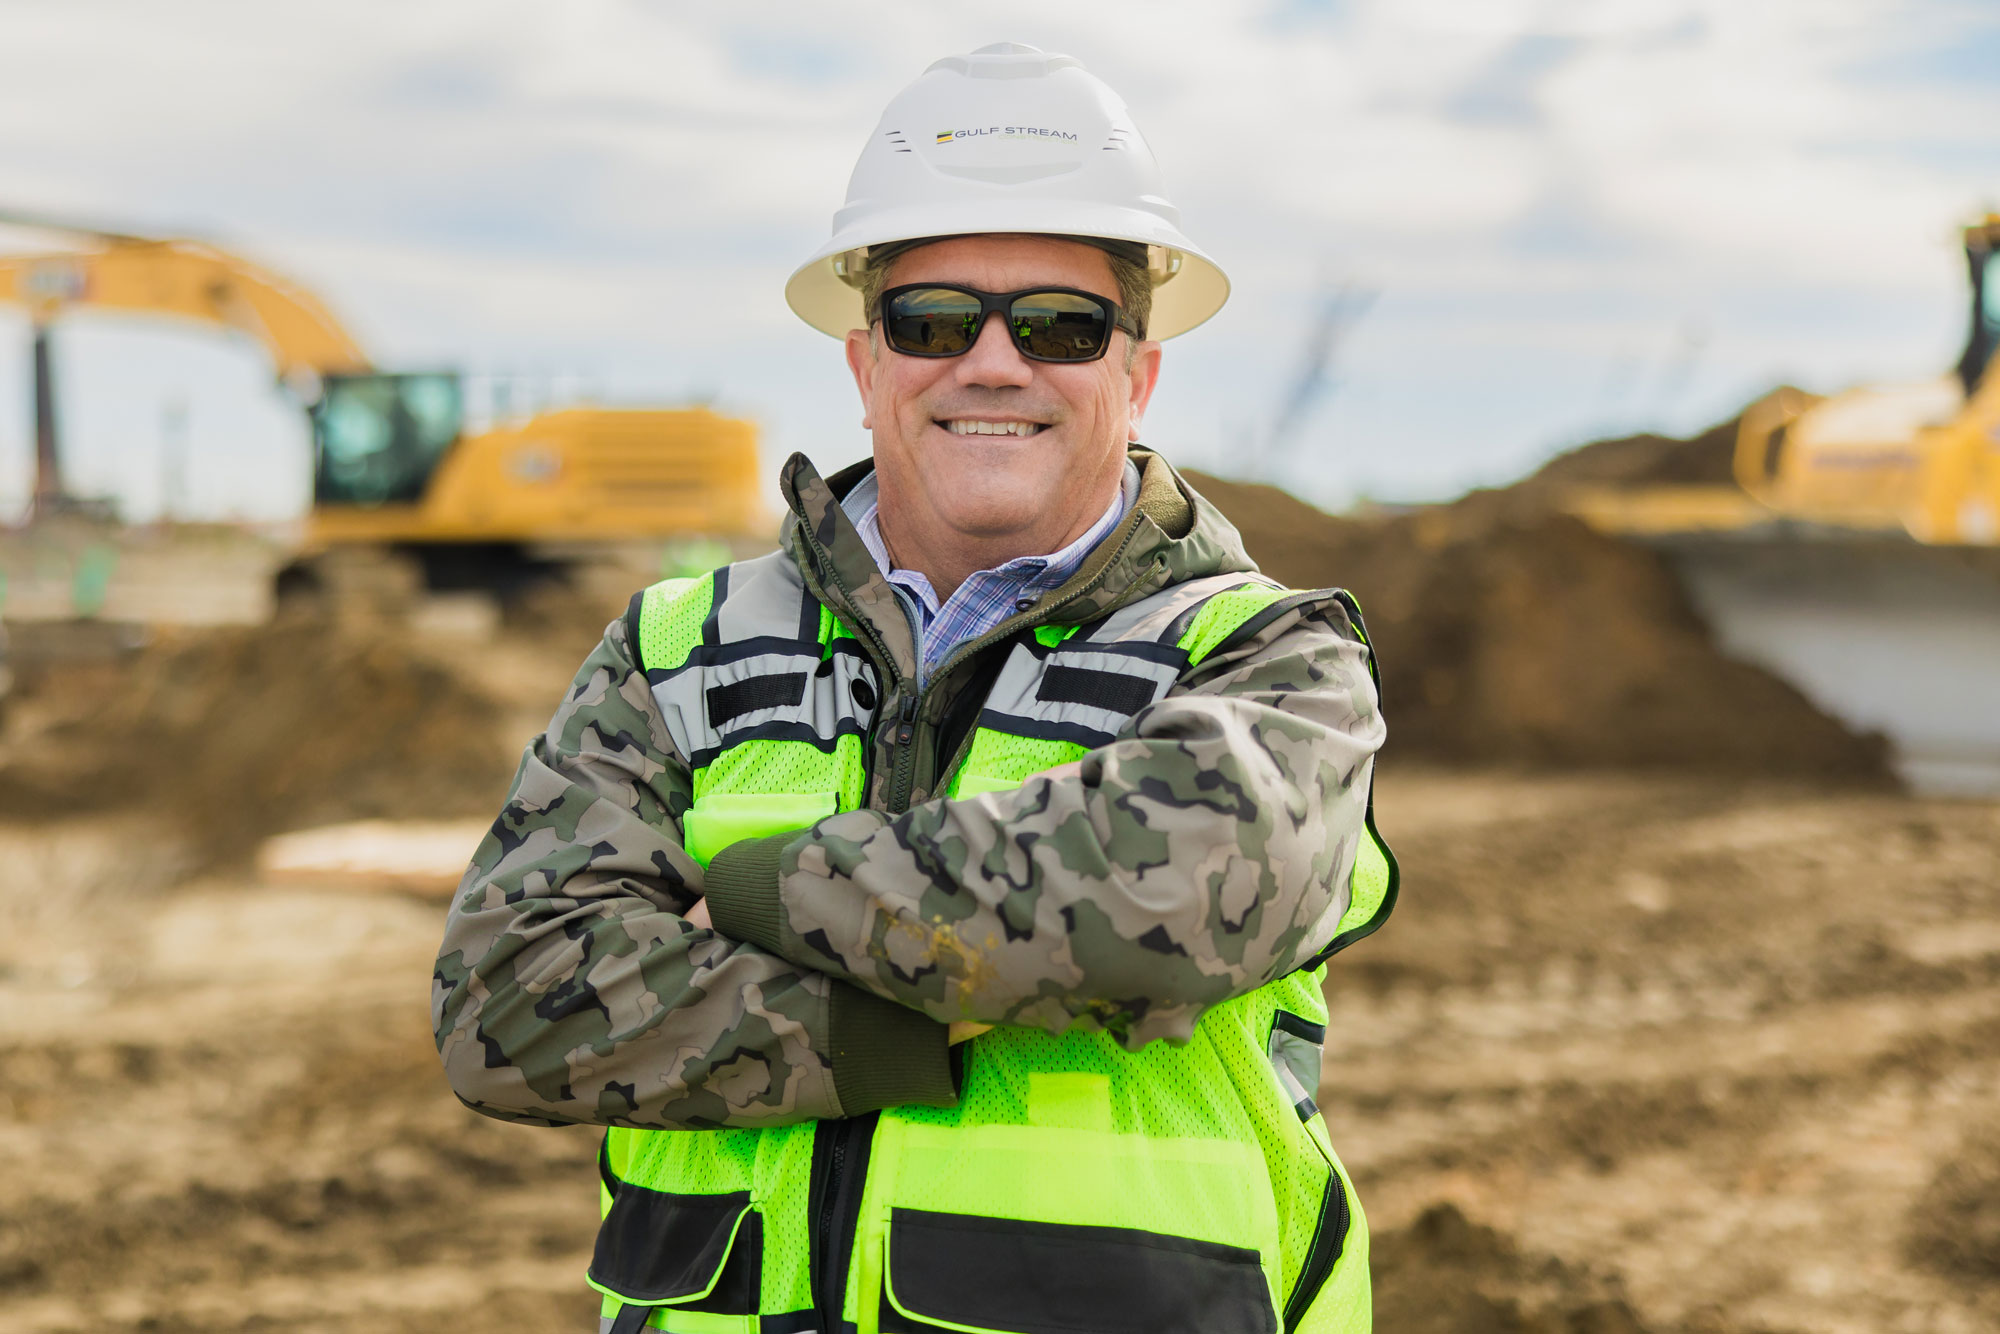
top-left (1373, 1204), bottom-right (1659, 1334)
top-left (0, 616), bottom-right (515, 862)
top-left (1515, 413), bottom-right (1744, 495)
top-left (1181, 468), bottom-right (1888, 780)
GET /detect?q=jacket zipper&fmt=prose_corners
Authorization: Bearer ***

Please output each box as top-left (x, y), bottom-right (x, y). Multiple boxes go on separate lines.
top-left (931, 524), bottom-right (1155, 787)
top-left (1283, 1165), bottom-right (1351, 1331)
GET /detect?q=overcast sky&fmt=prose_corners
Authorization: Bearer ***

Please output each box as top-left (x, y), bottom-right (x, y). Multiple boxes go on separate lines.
top-left (0, 0), bottom-right (1994, 522)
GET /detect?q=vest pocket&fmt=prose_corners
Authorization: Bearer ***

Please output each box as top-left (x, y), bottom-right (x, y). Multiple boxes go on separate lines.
top-left (681, 791), bottom-right (836, 867)
top-left (587, 1180), bottom-right (762, 1321)
top-left (878, 1208), bottom-right (1277, 1334)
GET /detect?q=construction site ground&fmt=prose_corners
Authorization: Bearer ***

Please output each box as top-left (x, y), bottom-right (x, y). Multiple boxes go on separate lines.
top-left (2, 452), bottom-right (1997, 1332)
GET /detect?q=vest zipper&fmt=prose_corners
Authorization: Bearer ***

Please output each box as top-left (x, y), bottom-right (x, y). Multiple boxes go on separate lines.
top-left (809, 1109), bottom-right (878, 1334)
top-left (785, 527), bottom-right (918, 1333)
top-left (790, 504), bottom-right (1156, 1333)
top-left (1282, 1164), bottom-right (1351, 1331)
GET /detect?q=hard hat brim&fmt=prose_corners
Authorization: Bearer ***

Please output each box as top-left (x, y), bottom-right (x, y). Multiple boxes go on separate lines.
top-left (785, 204), bottom-right (1229, 342)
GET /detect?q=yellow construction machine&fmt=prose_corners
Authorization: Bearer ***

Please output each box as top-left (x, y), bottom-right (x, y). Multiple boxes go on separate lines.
top-left (1558, 216), bottom-right (2000, 795)
top-left (0, 211), bottom-right (768, 593)
top-left (1728, 215), bottom-right (2000, 543)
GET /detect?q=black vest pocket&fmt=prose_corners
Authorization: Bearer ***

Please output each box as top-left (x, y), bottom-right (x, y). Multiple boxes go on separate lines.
top-left (589, 1180), bottom-right (761, 1314)
top-left (879, 1208), bottom-right (1276, 1334)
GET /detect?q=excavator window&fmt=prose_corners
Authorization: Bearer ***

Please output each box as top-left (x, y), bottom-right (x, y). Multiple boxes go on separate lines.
top-left (312, 372), bottom-right (464, 506)
top-left (1981, 250), bottom-right (2000, 344)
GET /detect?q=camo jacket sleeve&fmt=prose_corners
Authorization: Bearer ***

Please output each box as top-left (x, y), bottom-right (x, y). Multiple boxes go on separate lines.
top-left (703, 594), bottom-right (1383, 1050)
top-left (431, 614), bottom-right (956, 1130)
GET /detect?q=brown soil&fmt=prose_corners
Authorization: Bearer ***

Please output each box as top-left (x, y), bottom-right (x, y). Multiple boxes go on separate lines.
top-left (1513, 413), bottom-right (1745, 495)
top-left (1183, 440), bottom-right (1888, 780)
top-left (0, 615), bottom-right (517, 864)
top-left (3, 770), bottom-right (1994, 1332)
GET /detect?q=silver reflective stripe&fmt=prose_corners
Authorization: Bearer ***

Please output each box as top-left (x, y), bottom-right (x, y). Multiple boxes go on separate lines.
top-left (650, 648), bottom-right (824, 761)
top-left (1089, 571), bottom-right (1279, 645)
top-left (715, 552), bottom-right (817, 645)
top-left (971, 572), bottom-right (1285, 744)
top-left (645, 555), bottom-right (878, 766)
top-left (979, 643), bottom-right (1183, 741)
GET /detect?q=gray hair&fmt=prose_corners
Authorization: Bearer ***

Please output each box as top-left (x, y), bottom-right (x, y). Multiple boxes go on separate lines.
top-left (858, 237), bottom-right (1153, 367)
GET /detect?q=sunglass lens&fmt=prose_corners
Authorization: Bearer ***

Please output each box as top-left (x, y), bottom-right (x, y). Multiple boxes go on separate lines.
top-left (884, 288), bottom-right (982, 356)
top-left (1009, 292), bottom-right (1111, 361)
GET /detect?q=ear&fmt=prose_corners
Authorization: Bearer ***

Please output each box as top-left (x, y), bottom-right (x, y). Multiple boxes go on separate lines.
top-left (1124, 339), bottom-right (1163, 442)
top-left (844, 328), bottom-right (877, 430)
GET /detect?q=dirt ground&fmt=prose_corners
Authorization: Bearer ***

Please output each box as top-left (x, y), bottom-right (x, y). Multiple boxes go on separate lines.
top-left (1, 759), bottom-right (1994, 1333)
top-left (0, 439), bottom-right (1992, 1331)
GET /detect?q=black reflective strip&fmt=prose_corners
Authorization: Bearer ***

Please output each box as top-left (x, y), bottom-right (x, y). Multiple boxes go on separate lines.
top-left (971, 710), bottom-right (1118, 752)
top-left (646, 636), bottom-right (870, 686)
top-left (686, 717), bottom-right (870, 770)
top-left (880, 1209), bottom-right (1275, 1334)
top-left (1272, 1011), bottom-right (1327, 1044)
top-left (702, 564), bottom-right (731, 647)
top-left (706, 672), bottom-right (808, 727)
top-left (1036, 664), bottom-right (1160, 715)
top-left (1010, 634), bottom-right (1185, 668)
top-left (588, 1183), bottom-right (752, 1305)
top-left (759, 1314), bottom-right (820, 1334)
top-left (799, 584), bottom-right (823, 643)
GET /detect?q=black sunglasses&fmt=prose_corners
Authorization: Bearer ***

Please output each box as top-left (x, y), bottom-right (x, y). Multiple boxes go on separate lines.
top-left (878, 283), bottom-right (1142, 363)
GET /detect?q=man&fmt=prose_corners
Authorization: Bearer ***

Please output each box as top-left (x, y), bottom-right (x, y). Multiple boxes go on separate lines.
top-left (434, 41), bottom-right (1395, 1334)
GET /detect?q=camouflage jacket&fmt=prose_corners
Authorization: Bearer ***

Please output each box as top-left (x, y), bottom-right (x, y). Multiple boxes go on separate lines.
top-left (433, 448), bottom-right (1384, 1130)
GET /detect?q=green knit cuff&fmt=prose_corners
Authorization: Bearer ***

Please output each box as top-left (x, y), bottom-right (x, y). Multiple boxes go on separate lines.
top-left (829, 983), bottom-right (959, 1115)
top-left (703, 831), bottom-right (796, 954)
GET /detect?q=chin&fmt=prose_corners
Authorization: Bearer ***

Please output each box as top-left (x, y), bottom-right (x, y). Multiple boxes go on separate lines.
top-left (939, 494), bottom-right (1044, 539)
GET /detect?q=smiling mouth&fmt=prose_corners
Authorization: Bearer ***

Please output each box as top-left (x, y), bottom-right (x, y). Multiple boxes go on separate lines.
top-left (936, 419), bottom-right (1049, 437)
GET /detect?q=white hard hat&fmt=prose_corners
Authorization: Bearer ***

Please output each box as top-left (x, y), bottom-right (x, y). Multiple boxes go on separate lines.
top-left (786, 42), bottom-right (1229, 341)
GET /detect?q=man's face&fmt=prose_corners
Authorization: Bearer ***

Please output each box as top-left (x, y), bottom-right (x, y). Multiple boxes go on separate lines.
top-left (844, 234), bottom-right (1162, 554)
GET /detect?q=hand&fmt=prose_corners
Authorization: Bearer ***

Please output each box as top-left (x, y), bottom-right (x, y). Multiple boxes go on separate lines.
top-left (685, 898), bottom-right (712, 930)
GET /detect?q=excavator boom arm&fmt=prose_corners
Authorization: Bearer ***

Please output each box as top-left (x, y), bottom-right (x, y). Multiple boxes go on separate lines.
top-left (0, 231), bottom-right (370, 380)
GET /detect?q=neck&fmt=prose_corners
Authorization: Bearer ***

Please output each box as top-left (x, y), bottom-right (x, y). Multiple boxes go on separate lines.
top-left (877, 477), bottom-right (1121, 600)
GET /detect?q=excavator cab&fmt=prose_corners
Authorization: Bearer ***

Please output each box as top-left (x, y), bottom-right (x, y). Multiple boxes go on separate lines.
top-left (310, 371), bottom-right (464, 507)
top-left (1957, 218), bottom-right (2000, 398)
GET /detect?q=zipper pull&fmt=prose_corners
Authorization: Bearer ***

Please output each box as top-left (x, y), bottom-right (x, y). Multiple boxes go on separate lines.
top-left (888, 693), bottom-right (917, 748)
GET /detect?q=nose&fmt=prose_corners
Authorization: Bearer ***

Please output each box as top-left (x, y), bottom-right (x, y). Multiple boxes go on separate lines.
top-left (951, 309), bottom-right (1035, 389)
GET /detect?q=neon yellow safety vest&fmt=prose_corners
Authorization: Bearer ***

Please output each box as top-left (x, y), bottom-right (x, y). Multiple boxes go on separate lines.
top-left (589, 560), bottom-right (1398, 1334)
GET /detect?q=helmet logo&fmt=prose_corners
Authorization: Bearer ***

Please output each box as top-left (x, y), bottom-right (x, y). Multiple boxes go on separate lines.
top-left (934, 126), bottom-right (1080, 144)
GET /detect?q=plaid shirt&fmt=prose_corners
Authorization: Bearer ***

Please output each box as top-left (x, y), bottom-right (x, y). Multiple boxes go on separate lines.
top-left (845, 463), bottom-right (1138, 681)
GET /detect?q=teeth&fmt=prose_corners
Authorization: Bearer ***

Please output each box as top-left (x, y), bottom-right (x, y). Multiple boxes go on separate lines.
top-left (944, 420), bottom-right (1042, 436)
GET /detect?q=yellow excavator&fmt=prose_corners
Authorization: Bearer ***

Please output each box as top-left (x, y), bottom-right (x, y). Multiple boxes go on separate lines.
top-left (0, 210), bottom-right (768, 592)
top-left (1558, 216), bottom-right (2000, 795)
top-left (1567, 216), bottom-right (2000, 543)
top-left (1727, 214), bottom-right (2000, 543)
